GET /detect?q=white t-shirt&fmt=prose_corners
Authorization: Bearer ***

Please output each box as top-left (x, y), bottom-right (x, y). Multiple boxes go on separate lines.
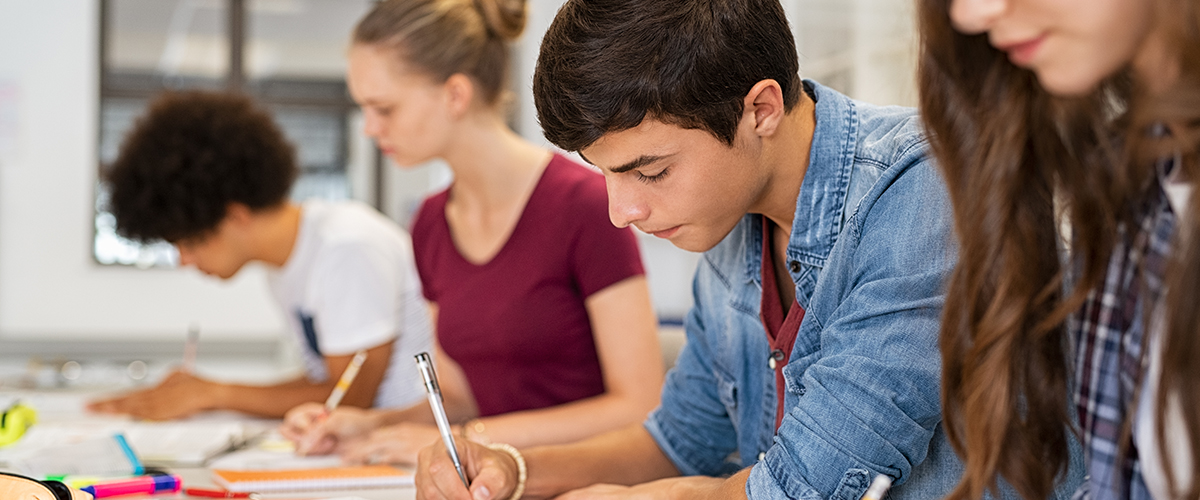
top-left (268, 200), bottom-right (432, 409)
top-left (1134, 162), bottom-right (1193, 499)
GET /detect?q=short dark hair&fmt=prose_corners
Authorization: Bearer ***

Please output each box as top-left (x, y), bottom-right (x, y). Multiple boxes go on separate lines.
top-left (533, 0), bottom-right (802, 151)
top-left (105, 91), bottom-right (297, 243)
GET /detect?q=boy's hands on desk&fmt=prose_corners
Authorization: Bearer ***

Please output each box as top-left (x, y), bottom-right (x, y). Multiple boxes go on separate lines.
top-left (415, 439), bottom-right (519, 500)
top-left (86, 370), bottom-right (215, 420)
top-left (552, 475), bottom-right (732, 500)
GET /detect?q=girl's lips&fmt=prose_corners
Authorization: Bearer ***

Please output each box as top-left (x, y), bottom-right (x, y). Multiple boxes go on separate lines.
top-left (997, 34), bottom-right (1046, 66)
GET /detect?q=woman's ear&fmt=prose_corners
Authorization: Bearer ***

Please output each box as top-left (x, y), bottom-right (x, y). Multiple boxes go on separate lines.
top-left (443, 73), bottom-right (476, 118)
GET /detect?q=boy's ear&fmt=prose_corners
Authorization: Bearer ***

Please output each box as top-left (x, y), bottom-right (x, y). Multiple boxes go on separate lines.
top-left (743, 79), bottom-right (786, 138)
top-left (224, 202), bottom-right (254, 226)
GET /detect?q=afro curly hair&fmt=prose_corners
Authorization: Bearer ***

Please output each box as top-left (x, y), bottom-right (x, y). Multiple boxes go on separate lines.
top-left (105, 91), bottom-right (298, 243)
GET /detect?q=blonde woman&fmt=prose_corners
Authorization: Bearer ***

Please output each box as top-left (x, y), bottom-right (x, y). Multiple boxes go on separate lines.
top-left (281, 0), bottom-right (664, 466)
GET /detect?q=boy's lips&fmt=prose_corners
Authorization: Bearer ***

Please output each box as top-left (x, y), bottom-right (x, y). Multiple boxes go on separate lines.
top-left (647, 225), bottom-right (681, 238)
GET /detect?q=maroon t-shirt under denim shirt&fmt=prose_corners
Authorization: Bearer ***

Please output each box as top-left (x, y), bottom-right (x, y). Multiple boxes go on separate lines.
top-left (411, 154), bottom-right (645, 416)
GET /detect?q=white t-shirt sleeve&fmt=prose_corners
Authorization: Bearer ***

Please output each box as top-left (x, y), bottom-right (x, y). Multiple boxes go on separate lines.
top-left (307, 242), bottom-right (405, 355)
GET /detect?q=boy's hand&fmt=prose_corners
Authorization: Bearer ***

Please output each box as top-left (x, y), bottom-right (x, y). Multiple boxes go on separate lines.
top-left (86, 370), bottom-right (214, 420)
top-left (415, 439), bottom-right (519, 500)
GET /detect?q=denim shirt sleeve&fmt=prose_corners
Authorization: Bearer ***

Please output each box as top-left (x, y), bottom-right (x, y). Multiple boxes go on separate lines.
top-left (645, 257), bottom-right (744, 478)
top-left (747, 158), bottom-right (955, 500)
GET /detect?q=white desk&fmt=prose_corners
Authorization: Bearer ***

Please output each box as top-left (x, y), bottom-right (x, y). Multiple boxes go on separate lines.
top-left (0, 389), bottom-right (416, 500)
top-left (166, 467), bottom-right (415, 500)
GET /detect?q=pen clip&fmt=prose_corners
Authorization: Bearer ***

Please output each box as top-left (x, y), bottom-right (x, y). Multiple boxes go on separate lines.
top-left (414, 353), bottom-right (441, 395)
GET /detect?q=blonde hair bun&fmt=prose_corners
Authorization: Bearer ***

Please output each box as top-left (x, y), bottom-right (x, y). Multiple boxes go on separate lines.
top-left (474, 0), bottom-right (526, 40)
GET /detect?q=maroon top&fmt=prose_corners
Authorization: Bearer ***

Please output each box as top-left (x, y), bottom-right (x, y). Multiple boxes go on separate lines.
top-left (759, 217), bottom-right (805, 431)
top-left (411, 154), bottom-right (645, 416)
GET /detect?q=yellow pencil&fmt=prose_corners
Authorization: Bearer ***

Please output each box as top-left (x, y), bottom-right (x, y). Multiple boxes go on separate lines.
top-left (324, 350), bottom-right (368, 413)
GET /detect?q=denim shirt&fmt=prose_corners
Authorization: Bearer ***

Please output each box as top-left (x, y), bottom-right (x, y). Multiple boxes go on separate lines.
top-left (644, 81), bottom-right (1080, 500)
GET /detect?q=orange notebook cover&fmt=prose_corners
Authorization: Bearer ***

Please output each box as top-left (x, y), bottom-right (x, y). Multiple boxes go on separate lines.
top-left (211, 465), bottom-right (413, 492)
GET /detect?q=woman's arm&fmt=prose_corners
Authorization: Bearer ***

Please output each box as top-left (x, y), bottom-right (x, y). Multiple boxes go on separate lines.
top-left (337, 283), bottom-right (663, 465)
top-left (340, 302), bottom-right (481, 429)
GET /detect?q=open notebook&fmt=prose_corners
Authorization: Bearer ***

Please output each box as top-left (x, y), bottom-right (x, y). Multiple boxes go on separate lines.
top-left (211, 465), bottom-right (414, 492)
top-left (0, 419), bottom-right (264, 470)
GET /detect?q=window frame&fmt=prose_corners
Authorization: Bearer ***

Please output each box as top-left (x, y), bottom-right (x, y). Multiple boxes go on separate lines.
top-left (94, 0), bottom-right (385, 267)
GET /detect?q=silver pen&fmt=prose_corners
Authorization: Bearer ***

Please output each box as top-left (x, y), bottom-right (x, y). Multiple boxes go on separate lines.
top-left (415, 352), bottom-right (469, 488)
top-left (860, 474), bottom-right (892, 500)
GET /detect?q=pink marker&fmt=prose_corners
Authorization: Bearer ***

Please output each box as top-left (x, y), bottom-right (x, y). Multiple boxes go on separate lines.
top-left (80, 474), bottom-right (182, 498)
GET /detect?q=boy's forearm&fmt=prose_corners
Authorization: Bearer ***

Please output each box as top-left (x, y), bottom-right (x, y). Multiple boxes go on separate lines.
top-left (207, 378), bottom-right (338, 418)
top-left (522, 424), bottom-right (680, 499)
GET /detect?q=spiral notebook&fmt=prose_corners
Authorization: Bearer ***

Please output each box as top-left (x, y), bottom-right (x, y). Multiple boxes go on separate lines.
top-left (211, 465), bottom-right (414, 492)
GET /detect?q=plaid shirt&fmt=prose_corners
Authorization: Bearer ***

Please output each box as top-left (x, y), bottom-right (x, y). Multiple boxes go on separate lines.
top-left (1071, 162), bottom-right (1177, 500)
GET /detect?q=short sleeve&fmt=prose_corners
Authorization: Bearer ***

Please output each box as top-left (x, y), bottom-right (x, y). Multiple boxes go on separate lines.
top-left (308, 242), bottom-right (409, 355)
top-left (410, 193), bottom-right (447, 303)
top-left (567, 180), bottom-right (645, 298)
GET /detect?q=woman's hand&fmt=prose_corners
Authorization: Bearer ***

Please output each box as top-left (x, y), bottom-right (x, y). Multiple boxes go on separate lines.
top-left (279, 403), bottom-right (379, 456)
top-left (341, 422), bottom-right (444, 466)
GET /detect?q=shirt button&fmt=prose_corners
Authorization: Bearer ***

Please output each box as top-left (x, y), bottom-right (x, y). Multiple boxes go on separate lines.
top-left (788, 260), bottom-right (801, 273)
top-left (757, 452), bottom-right (766, 461)
top-left (768, 349), bottom-right (784, 370)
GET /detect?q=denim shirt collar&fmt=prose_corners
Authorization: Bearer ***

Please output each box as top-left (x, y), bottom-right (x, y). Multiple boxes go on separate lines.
top-left (740, 80), bottom-right (856, 288)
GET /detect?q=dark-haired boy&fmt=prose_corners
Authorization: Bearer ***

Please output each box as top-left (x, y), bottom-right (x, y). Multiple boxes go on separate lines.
top-left (413, 1), bottom-right (1084, 499)
top-left (88, 91), bottom-right (433, 420)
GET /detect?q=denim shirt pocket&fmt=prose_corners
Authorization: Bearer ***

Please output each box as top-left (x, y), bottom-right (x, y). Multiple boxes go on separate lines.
top-left (782, 318), bottom-right (823, 397)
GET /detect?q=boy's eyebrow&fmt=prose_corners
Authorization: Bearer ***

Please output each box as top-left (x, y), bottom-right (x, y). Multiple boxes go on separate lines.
top-left (605, 154), bottom-right (671, 174)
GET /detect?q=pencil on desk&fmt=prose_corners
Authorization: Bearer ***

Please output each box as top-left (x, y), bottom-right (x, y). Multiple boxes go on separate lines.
top-left (324, 350), bottom-right (368, 413)
top-left (182, 324), bottom-right (200, 373)
top-left (183, 487), bottom-right (253, 498)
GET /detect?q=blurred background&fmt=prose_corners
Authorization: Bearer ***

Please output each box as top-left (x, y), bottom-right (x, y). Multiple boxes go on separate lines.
top-left (0, 0), bottom-right (917, 385)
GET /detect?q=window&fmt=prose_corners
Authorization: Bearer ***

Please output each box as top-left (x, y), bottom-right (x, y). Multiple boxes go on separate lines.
top-left (94, 0), bottom-right (377, 267)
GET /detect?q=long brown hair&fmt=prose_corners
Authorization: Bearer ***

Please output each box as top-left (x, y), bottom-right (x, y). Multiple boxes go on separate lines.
top-left (917, 0), bottom-right (1200, 498)
top-left (353, 0), bottom-right (527, 106)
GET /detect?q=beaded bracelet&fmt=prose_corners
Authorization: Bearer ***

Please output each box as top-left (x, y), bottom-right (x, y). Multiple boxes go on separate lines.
top-left (486, 442), bottom-right (526, 500)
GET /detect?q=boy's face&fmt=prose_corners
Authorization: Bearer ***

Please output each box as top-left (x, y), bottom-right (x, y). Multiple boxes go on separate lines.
top-left (581, 118), bottom-right (770, 253)
top-left (172, 215), bottom-right (251, 280)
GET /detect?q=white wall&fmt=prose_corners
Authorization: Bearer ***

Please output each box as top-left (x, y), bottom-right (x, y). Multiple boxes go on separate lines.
top-left (0, 0), bottom-right (284, 342)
